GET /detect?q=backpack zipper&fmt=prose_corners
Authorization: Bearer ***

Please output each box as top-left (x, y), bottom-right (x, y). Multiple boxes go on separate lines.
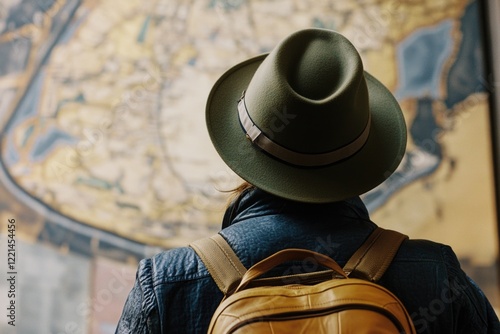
top-left (227, 303), bottom-right (408, 334)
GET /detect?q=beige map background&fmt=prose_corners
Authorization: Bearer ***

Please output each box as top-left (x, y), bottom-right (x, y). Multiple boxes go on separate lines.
top-left (0, 0), bottom-right (498, 332)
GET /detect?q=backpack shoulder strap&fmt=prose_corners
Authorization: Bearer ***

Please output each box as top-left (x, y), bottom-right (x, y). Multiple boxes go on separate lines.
top-left (190, 234), bottom-right (247, 295)
top-left (343, 227), bottom-right (408, 282)
top-left (192, 227), bottom-right (407, 293)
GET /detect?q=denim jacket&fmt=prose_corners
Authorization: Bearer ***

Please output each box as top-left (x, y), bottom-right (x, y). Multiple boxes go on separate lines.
top-left (116, 188), bottom-right (499, 333)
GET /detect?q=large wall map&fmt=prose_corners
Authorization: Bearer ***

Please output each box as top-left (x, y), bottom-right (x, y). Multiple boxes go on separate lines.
top-left (0, 0), bottom-right (498, 331)
top-left (1, 0), bottom-right (497, 256)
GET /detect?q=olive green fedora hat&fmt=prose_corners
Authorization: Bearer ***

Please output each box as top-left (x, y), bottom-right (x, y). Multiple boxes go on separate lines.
top-left (206, 28), bottom-right (407, 203)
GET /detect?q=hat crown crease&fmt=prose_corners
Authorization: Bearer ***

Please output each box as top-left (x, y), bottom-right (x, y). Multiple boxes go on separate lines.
top-left (244, 29), bottom-right (371, 154)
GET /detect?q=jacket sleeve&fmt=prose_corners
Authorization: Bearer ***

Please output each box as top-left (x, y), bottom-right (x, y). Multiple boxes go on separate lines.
top-left (441, 245), bottom-right (500, 334)
top-left (115, 259), bottom-right (161, 334)
top-left (463, 275), bottom-right (500, 334)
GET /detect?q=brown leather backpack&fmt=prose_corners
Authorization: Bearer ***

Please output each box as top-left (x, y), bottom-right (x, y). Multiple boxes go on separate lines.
top-left (191, 227), bottom-right (417, 334)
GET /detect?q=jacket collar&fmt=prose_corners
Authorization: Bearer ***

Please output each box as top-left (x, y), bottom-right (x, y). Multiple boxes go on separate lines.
top-left (222, 188), bottom-right (370, 229)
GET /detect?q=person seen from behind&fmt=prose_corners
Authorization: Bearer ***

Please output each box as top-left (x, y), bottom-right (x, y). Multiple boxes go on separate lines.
top-left (116, 28), bottom-right (500, 333)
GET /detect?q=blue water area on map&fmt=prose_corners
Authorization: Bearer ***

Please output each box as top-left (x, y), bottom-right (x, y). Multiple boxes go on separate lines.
top-left (31, 127), bottom-right (77, 162)
top-left (7, 71), bottom-right (45, 129)
top-left (0, 38), bottom-right (32, 76)
top-left (2, 70), bottom-right (77, 166)
top-left (138, 16), bottom-right (151, 43)
top-left (445, 1), bottom-right (486, 108)
top-left (208, 0), bottom-right (245, 10)
top-left (1, 0), bottom-right (55, 33)
top-left (395, 20), bottom-right (454, 100)
top-left (411, 97), bottom-right (442, 157)
top-left (4, 136), bottom-right (20, 165)
top-left (365, 1), bottom-right (485, 212)
top-left (49, 0), bottom-right (81, 37)
top-left (52, 0), bottom-right (84, 44)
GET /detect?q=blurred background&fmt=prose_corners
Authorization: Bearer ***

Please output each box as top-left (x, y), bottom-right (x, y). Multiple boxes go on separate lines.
top-left (0, 0), bottom-right (499, 333)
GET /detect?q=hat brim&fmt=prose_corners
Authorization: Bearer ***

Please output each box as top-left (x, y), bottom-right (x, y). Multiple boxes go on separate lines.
top-left (206, 55), bottom-right (407, 203)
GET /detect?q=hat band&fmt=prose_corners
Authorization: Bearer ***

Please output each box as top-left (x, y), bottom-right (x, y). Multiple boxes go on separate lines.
top-left (238, 94), bottom-right (371, 167)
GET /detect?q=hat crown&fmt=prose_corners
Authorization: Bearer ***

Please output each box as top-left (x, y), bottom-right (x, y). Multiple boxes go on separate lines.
top-left (206, 28), bottom-right (406, 203)
top-left (244, 29), bottom-right (370, 154)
